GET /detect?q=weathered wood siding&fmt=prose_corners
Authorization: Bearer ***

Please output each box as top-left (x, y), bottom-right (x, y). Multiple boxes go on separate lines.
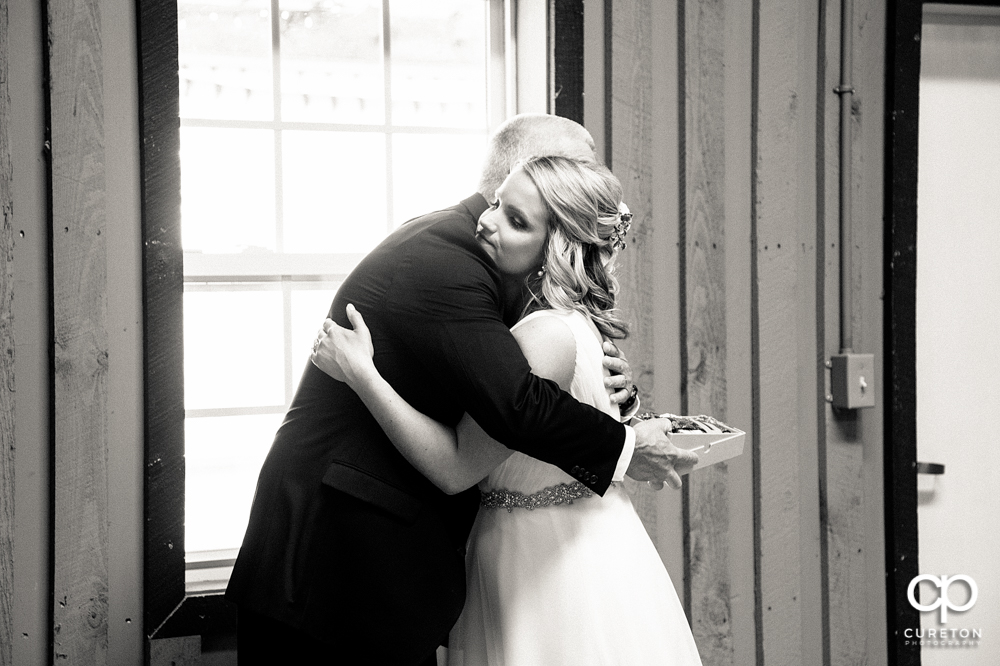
top-left (601, 0), bottom-right (688, 599)
top-left (681, 0), bottom-right (757, 662)
top-left (608, 0), bottom-right (668, 546)
top-left (822, 0), bottom-right (888, 663)
top-left (755, 0), bottom-right (823, 662)
top-left (0, 0), bottom-right (16, 662)
top-left (48, 0), bottom-right (110, 662)
top-left (605, 0), bottom-right (887, 664)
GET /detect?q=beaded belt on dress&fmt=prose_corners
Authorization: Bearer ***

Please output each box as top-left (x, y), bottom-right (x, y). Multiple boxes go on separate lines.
top-left (480, 481), bottom-right (596, 512)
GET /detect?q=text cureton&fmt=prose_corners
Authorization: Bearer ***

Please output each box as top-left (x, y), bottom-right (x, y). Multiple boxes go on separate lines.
top-left (904, 628), bottom-right (982, 639)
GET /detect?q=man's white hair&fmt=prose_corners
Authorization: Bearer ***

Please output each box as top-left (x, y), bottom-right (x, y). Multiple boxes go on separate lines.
top-left (477, 113), bottom-right (598, 201)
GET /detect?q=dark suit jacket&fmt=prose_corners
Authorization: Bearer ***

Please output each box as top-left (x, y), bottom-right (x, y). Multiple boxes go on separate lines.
top-left (226, 194), bottom-right (628, 663)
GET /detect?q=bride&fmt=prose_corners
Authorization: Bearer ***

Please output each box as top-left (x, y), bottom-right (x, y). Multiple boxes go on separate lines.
top-left (312, 155), bottom-right (703, 665)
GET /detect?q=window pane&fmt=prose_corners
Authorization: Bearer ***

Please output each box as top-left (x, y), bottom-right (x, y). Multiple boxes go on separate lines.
top-left (290, 285), bottom-right (342, 389)
top-left (185, 413), bottom-right (283, 552)
top-left (390, 0), bottom-right (488, 128)
top-left (176, 0), bottom-right (506, 566)
top-left (181, 127), bottom-right (276, 253)
top-left (282, 131), bottom-right (387, 253)
top-left (184, 289), bottom-right (285, 409)
top-left (391, 132), bottom-right (488, 226)
top-left (279, 0), bottom-right (385, 124)
top-left (178, 0), bottom-right (274, 121)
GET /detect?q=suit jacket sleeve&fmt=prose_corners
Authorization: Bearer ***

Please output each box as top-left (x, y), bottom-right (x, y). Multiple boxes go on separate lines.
top-left (382, 217), bottom-right (626, 495)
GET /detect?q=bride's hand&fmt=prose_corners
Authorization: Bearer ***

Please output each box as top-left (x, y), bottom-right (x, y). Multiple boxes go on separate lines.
top-left (310, 304), bottom-right (376, 387)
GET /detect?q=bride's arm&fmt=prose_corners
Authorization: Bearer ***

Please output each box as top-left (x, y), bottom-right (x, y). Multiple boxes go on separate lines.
top-left (311, 305), bottom-right (576, 494)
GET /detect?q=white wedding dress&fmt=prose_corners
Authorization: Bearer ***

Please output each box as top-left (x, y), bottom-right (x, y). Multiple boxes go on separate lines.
top-left (447, 309), bottom-right (703, 666)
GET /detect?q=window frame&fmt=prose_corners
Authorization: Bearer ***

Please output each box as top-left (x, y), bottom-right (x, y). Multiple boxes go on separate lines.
top-left (139, 0), bottom-right (530, 641)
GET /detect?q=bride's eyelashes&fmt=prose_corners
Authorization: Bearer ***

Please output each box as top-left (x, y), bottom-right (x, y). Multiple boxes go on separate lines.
top-left (490, 200), bottom-right (529, 231)
top-left (508, 214), bottom-right (528, 230)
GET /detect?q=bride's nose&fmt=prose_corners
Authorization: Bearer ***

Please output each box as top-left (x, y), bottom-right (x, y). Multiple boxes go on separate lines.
top-left (477, 213), bottom-right (498, 236)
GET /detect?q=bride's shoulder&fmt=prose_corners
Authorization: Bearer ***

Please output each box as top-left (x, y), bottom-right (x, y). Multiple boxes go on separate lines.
top-left (511, 312), bottom-right (577, 390)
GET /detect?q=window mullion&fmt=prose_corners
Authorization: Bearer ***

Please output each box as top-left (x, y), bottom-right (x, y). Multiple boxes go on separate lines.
top-left (282, 279), bottom-right (294, 405)
top-left (383, 0), bottom-right (394, 233)
top-left (271, 0), bottom-right (284, 254)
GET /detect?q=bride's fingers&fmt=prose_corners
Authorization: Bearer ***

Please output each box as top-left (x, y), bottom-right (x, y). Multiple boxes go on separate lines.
top-left (345, 304), bottom-right (366, 329)
top-left (346, 305), bottom-right (371, 339)
top-left (345, 304), bottom-right (375, 357)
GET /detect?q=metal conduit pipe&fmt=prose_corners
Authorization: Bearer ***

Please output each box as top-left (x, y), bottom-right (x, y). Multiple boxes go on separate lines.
top-left (828, 0), bottom-right (875, 410)
top-left (836, 0), bottom-right (855, 354)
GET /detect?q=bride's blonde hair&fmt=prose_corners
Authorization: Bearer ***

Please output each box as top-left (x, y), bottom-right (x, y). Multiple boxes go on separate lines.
top-left (519, 156), bottom-right (630, 340)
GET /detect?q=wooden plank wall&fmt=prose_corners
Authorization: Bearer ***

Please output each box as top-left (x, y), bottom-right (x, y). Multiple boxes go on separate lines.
top-left (822, 0), bottom-right (888, 662)
top-left (608, 0), bottom-right (887, 663)
top-left (608, 0), bottom-right (662, 534)
top-left (8, 2), bottom-right (52, 663)
top-left (47, 0), bottom-right (111, 662)
top-left (683, 0), bottom-right (732, 654)
top-left (682, 0), bottom-right (739, 662)
top-left (681, 0), bottom-right (757, 663)
top-left (608, 0), bottom-right (654, 392)
top-left (599, 0), bottom-right (688, 602)
top-left (754, 0), bottom-right (824, 663)
top-left (851, 0), bottom-right (887, 656)
top-left (0, 0), bottom-right (16, 662)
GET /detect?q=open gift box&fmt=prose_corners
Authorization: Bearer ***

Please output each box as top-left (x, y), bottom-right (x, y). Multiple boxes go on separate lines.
top-left (635, 413), bottom-right (746, 472)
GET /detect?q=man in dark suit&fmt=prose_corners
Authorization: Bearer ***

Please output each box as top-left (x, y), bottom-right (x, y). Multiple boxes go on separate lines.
top-left (226, 114), bottom-right (693, 665)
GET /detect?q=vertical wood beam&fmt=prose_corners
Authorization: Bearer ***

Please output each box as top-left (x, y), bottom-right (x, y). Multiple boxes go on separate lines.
top-left (647, 0), bottom-right (686, 597)
top-left (818, 1), bottom-right (838, 663)
top-left (754, 0), bottom-right (823, 663)
top-left (609, 0), bottom-right (653, 391)
top-left (682, 0), bottom-right (732, 661)
top-left (720, 0), bottom-right (757, 660)
top-left (0, 0), bottom-right (16, 662)
top-left (853, 0), bottom-right (887, 658)
top-left (823, 0), bottom-right (887, 662)
top-left (681, 0), bottom-right (758, 662)
top-left (135, 0), bottom-right (186, 639)
top-left (47, 0), bottom-right (110, 662)
top-left (609, 0), bottom-right (665, 541)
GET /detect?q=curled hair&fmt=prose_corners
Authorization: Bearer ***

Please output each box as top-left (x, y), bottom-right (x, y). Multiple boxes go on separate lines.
top-left (519, 156), bottom-right (630, 340)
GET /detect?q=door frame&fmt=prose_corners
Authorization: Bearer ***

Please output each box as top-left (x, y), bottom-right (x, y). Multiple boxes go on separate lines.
top-left (883, 1), bottom-right (1000, 664)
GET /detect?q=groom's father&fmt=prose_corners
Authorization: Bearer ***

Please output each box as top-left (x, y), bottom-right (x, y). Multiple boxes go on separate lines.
top-left (226, 114), bottom-right (694, 665)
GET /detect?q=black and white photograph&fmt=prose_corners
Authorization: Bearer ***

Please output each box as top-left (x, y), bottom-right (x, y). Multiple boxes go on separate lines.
top-left (1, 0), bottom-right (997, 664)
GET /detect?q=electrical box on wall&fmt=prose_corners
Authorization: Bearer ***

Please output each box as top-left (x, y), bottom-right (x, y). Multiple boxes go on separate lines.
top-left (829, 353), bottom-right (876, 409)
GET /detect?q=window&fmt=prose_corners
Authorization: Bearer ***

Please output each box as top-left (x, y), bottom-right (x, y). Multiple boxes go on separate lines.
top-left (177, 0), bottom-right (510, 593)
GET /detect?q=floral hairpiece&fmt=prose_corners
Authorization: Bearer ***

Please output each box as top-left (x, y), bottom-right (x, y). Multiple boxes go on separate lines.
top-left (610, 202), bottom-right (632, 251)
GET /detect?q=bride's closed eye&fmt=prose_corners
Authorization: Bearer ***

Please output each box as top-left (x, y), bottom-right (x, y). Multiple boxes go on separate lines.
top-left (508, 215), bottom-right (528, 230)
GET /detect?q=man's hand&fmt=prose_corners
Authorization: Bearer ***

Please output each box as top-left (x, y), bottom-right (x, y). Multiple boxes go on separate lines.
top-left (627, 418), bottom-right (699, 490)
top-left (602, 340), bottom-right (633, 404)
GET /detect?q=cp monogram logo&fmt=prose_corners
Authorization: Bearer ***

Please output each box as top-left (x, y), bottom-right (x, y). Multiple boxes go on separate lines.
top-left (908, 574), bottom-right (978, 623)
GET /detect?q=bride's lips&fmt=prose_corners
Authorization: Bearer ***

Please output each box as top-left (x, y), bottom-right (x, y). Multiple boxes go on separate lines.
top-left (476, 229), bottom-right (497, 258)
